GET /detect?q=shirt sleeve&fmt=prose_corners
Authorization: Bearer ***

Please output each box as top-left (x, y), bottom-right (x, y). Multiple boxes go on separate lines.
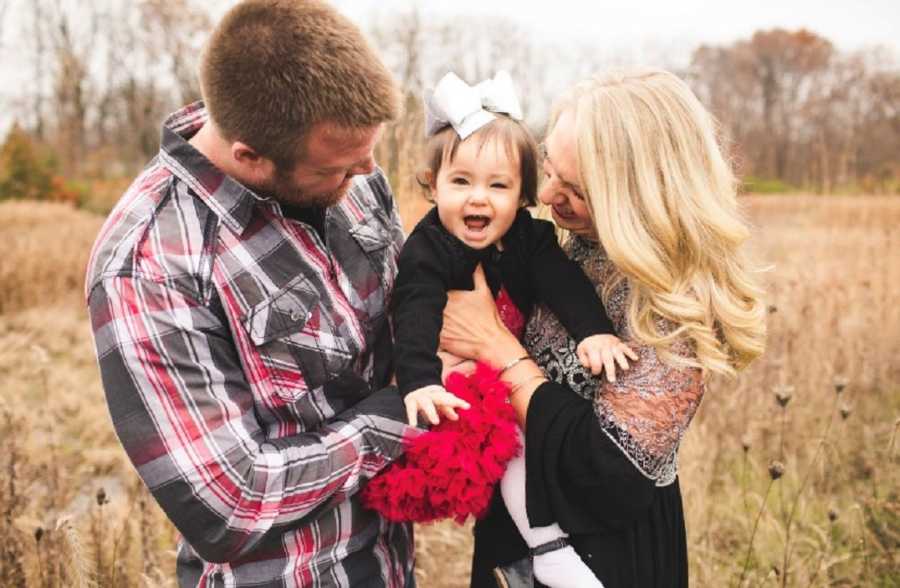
top-left (390, 228), bottom-right (452, 395)
top-left (525, 215), bottom-right (615, 341)
top-left (523, 346), bottom-right (703, 535)
top-left (89, 275), bottom-right (413, 564)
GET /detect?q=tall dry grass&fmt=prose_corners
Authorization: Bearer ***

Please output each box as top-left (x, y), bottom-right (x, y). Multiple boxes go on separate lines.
top-left (0, 195), bottom-right (897, 587)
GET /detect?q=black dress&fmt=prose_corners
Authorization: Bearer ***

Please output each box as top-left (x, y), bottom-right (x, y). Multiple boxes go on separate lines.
top-left (470, 236), bottom-right (701, 587)
top-left (469, 383), bottom-right (689, 587)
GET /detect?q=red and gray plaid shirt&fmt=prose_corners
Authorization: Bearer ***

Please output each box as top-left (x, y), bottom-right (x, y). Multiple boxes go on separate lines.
top-left (86, 103), bottom-right (417, 587)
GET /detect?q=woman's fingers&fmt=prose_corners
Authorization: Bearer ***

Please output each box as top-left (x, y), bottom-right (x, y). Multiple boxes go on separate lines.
top-left (441, 264), bottom-right (508, 360)
top-left (471, 262), bottom-right (489, 291)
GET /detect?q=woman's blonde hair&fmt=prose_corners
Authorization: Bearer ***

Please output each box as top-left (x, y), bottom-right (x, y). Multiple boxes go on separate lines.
top-left (550, 68), bottom-right (766, 378)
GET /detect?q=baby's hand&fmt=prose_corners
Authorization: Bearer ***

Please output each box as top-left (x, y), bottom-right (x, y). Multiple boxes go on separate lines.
top-left (576, 334), bottom-right (639, 383)
top-left (404, 384), bottom-right (471, 427)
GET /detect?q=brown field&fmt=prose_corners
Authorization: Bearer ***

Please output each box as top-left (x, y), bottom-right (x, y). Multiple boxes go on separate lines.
top-left (0, 194), bottom-right (897, 587)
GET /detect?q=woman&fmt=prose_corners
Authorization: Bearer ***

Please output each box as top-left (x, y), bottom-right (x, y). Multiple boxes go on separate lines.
top-left (440, 69), bottom-right (767, 586)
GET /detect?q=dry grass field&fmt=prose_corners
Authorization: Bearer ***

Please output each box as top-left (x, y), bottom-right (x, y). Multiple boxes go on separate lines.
top-left (0, 195), bottom-right (897, 587)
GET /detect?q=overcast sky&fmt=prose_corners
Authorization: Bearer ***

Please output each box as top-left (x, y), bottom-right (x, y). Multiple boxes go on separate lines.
top-left (335, 0), bottom-right (900, 54)
top-left (1, 0), bottom-right (898, 135)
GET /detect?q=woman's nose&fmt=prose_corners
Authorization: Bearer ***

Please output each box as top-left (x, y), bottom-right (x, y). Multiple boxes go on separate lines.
top-left (538, 180), bottom-right (561, 205)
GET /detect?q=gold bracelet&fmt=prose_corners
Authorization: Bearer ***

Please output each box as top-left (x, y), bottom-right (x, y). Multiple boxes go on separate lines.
top-left (499, 355), bottom-right (531, 376)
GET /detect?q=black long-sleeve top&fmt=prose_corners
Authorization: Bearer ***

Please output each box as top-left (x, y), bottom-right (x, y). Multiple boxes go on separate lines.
top-left (391, 206), bottom-right (615, 396)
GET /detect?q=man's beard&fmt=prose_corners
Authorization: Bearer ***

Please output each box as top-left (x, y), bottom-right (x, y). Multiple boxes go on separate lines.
top-left (270, 167), bottom-right (350, 209)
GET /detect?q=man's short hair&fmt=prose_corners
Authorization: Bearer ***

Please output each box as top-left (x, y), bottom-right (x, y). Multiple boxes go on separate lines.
top-left (200, 0), bottom-right (400, 168)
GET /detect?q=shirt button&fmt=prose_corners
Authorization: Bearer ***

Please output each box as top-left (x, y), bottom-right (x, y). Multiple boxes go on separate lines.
top-left (586, 553), bottom-right (593, 559)
top-left (290, 309), bottom-right (304, 322)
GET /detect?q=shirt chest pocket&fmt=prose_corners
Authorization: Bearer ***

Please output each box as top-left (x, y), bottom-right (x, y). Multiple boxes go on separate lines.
top-left (242, 277), bottom-right (355, 401)
top-left (349, 212), bottom-right (398, 294)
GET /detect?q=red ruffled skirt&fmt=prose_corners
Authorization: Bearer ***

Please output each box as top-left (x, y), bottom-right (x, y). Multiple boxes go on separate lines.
top-left (361, 362), bottom-right (521, 524)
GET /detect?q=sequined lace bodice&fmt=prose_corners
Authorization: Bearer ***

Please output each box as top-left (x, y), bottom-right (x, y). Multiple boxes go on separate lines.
top-left (523, 236), bottom-right (704, 486)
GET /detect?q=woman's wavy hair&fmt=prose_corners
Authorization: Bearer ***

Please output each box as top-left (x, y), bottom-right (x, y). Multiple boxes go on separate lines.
top-left (550, 69), bottom-right (767, 379)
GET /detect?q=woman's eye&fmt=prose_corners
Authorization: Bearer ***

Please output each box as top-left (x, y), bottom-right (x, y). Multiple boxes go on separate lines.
top-left (491, 183), bottom-right (508, 189)
top-left (451, 177), bottom-right (469, 185)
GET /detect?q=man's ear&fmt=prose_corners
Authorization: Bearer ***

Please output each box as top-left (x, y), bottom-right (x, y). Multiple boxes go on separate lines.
top-left (231, 141), bottom-right (275, 180)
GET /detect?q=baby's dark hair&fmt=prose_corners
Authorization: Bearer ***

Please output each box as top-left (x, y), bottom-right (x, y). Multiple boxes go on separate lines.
top-left (416, 115), bottom-right (538, 207)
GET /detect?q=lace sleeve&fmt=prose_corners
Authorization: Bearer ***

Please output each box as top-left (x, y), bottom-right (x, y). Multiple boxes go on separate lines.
top-left (523, 236), bottom-right (704, 485)
top-left (592, 342), bottom-right (703, 485)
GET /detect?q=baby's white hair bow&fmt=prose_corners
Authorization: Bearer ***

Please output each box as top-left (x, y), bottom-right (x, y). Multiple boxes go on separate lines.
top-left (425, 71), bottom-right (523, 139)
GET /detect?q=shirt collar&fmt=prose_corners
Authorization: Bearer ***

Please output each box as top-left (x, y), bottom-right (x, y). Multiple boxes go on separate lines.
top-left (159, 101), bottom-right (260, 235)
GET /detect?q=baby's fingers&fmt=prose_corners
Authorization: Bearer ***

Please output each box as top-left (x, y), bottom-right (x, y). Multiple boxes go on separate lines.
top-left (405, 400), bottom-right (419, 427)
top-left (623, 344), bottom-right (639, 361)
top-left (614, 348), bottom-right (630, 372)
top-left (577, 344), bottom-right (590, 369)
top-left (421, 400), bottom-right (440, 426)
top-left (434, 390), bottom-right (471, 416)
top-left (586, 346), bottom-right (605, 376)
top-left (439, 404), bottom-right (460, 421)
top-left (602, 349), bottom-right (617, 382)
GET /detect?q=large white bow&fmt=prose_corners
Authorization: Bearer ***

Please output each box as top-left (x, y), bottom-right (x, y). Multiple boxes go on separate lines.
top-left (425, 71), bottom-right (523, 139)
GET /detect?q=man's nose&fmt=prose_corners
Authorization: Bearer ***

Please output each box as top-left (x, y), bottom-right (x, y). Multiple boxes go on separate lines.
top-left (350, 156), bottom-right (376, 177)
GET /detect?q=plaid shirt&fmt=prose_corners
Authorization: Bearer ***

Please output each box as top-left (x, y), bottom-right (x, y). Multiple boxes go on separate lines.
top-left (86, 103), bottom-right (417, 587)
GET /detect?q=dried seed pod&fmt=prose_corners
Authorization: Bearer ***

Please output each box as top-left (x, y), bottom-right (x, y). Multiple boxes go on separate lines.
top-left (768, 460), bottom-right (785, 480)
top-left (774, 385), bottom-right (794, 408)
top-left (833, 376), bottom-right (849, 395)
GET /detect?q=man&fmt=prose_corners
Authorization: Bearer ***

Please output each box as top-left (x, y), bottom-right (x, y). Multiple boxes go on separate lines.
top-left (85, 1), bottom-right (419, 585)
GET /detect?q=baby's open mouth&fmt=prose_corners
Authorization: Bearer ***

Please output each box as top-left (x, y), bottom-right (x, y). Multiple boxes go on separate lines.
top-left (464, 215), bottom-right (491, 231)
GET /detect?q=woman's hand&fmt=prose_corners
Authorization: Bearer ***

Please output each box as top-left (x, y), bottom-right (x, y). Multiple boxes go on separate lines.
top-left (440, 264), bottom-right (526, 366)
top-left (437, 350), bottom-right (476, 381)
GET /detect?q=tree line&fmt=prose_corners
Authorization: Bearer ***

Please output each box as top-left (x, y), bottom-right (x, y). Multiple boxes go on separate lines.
top-left (0, 0), bottom-right (897, 207)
